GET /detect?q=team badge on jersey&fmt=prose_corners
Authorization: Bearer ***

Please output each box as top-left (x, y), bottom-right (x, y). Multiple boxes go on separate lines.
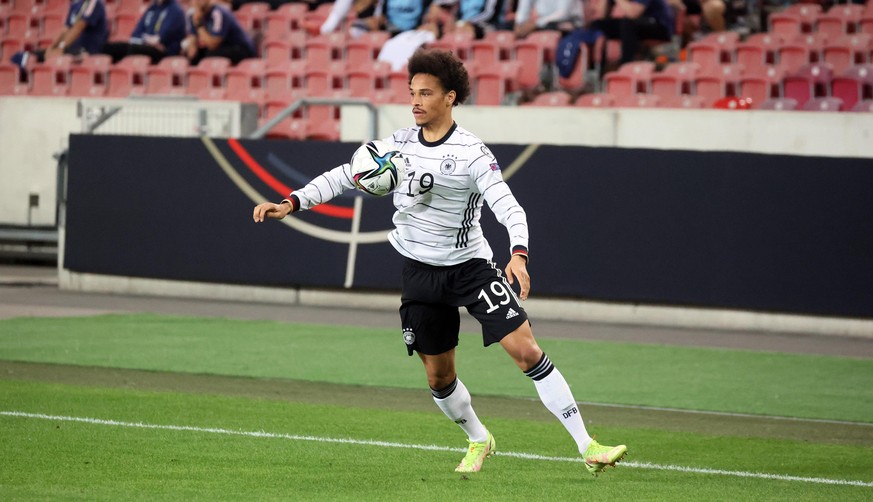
top-left (402, 328), bottom-right (416, 345)
top-left (490, 163), bottom-right (500, 171)
top-left (440, 158), bottom-right (456, 175)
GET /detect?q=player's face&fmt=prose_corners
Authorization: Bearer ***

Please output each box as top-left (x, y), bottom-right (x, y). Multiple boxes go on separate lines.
top-left (409, 73), bottom-right (455, 129)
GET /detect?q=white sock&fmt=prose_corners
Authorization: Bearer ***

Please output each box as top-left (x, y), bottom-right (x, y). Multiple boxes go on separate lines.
top-left (432, 377), bottom-right (489, 443)
top-left (526, 353), bottom-right (592, 454)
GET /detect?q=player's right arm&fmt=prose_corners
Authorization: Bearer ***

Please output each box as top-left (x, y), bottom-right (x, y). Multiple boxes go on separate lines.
top-left (252, 200), bottom-right (294, 222)
top-left (252, 163), bottom-right (356, 222)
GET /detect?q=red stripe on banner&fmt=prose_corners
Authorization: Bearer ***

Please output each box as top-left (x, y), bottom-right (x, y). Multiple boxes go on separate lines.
top-left (227, 138), bottom-right (354, 219)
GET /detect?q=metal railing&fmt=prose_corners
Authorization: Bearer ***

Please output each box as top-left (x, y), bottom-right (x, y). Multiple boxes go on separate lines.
top-left (249, 97), bottom-right (378, 140)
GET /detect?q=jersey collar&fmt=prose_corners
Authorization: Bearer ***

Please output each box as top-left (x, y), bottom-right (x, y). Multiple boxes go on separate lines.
top-left (418, 122), bottom-right (457, 148)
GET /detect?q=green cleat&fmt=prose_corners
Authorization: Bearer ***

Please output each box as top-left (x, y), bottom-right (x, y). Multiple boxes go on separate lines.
top-left (583, 439), bottom-right (628, 476)
top-left (454, 431), bottom-right (496, 473)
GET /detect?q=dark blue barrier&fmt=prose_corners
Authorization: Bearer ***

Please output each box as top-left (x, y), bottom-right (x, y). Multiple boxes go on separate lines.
top-left (65, 134), bottom-right (873, 319)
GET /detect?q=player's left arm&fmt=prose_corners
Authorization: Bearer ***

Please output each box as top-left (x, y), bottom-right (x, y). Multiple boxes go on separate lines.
top-left (470, 154), bottom-right (531, 300)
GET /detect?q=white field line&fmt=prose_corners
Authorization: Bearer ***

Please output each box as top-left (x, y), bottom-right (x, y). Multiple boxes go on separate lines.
top-left (3, 410), bottom-right (872, 489)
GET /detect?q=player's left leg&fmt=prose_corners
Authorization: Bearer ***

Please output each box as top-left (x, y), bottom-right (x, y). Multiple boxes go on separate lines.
top-left (499, 324), bottom-right (627, 475)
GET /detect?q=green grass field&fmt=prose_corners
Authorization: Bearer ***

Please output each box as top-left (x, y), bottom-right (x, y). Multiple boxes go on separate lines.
top-left (2, 313), bottom-right (872, 500)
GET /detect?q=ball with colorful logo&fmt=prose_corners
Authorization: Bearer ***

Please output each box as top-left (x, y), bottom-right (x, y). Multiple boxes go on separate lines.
top-left (350, 140), bottom-right (404, 197)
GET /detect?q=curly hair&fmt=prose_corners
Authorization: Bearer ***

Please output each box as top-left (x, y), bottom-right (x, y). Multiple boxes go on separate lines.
top-left (407, 48), bottom-right (471, 106)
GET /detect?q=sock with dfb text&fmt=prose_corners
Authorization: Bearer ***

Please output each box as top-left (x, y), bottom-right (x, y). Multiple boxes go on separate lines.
top-left (526, 353), bottom-right (592, 454)
top-left (432, 377), bottom-right (490, 443)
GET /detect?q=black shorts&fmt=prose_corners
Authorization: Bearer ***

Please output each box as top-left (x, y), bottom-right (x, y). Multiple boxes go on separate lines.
top-left (399, 258), bottom-right (529, 356)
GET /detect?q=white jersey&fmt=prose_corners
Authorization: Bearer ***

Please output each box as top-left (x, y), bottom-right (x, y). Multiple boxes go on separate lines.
top-left (288, 123), bottom-right (529, 267)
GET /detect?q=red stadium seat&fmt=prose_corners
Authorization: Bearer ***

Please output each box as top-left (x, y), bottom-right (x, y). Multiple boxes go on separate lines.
top-left (734, 33), bottom-right (784, 69)
top-left (472, 61), bottom-right (520, 105)
top-left (236, 1), bottom-right (271, 33)
top-left (574, 92), bottom-right (615, 107)
top-left (427, 30), bottom-right (475, 61)
top-left (822, 34), bottom-right (872, 75)
top-left (264, 60), bottom-right (307, 100)
top-left (614, 93), bottom-right (661, 108)
top-left (783, 3), bottom-right (822, 33)
top-left (522, 91), bottom-right (572, 106)
top-left (111, 13), bottom-right (138, 42)
top-left (783, 62), bottom-right (833, 105)
top-left (604, 61), bottom-right (655, 95)
top-left (650, 61), bottom-right (700, 97)
top-left (738, 66), bottom-right (785, 108)
top-left (226, 58), bottom-right (266, 93)
top-left (186, 56), bottom-right (231, 95)
top-left (776, 42), bottom-right (812, 74)
top-left (155, 55), bottom-right (188, 87)
top-left (347, 60), bottom-right (390, 99)
top-left (513, 30), bottom-right (561, 90)
top-left (830, 64), bottom-right (873, 110)
top-left (759, 97), bottom-right (799, 110)
top-left (769, 12), bottom-right (803, 39)
top-left (471, 30), bottom-right (515, 66)
top-left (659, 94), bottom-right (707, 108)
top-left (28, 53), bottom-right (72, 96)
top-left (0, 62), bottom-right (27, 95)
top-left (802, 96), bottom-right (844, 111)
top-left (693, 64), bottom-right (744, 103)
top-left (305, 32), bottom-right (348, 67)
top-left (68, 54), bottom-right (111, 97)
top-left (346, 31), bottom-right (391, 70)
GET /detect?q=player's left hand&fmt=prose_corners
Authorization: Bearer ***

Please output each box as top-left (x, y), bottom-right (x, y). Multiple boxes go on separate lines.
top-left (505, 255), bottom-right (530, 301)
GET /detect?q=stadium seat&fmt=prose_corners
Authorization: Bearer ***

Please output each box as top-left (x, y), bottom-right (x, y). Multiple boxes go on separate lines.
top-left (237, 1), bottom-right (271, 33)
top-left (693, 64), bottom-right (744, 104)
top-left (738, 66), bottom-right (785, 108)
top-left (734, 33), bottom-right (784, 69)
top-left (305, 32), bottom-right (348, 67)
top-left (262, 32), bottom-right (307, 66)
top-left (186, 56), bottom-right (231, 95)
top-left (802, 96), bottom-right (844, 111)
top-left (106, 54), bottom-right (150, 97)
top-left (155, 55), bottom-right (188, 88)
top-left (830, 64), bottom-right (873, 110)
top-left (659, 94), bottom-right (707, 108)
top-left (851, 99), bottom-right (873, 112)
top-left (782, 62), bottom-right (834, 105)
top-left (522, 91), bottom-right (572, 106)
top-left (604, 61), bottom-right (656, 95)
top-left (28, 54), bottom-right (72, 96)
top-left (346, 31), bottom-right (391, 70)
top-left (264, 60), bottom-right (307, 100)
top-left (68, 54), bottom-right (111, 97)
top-left (0, 62), bottom-right (27, 95)
top-left (113, 0), bottom-right (146, 16)
top-left (614, 93), bottom-right (660, 108)
top-left (428, 31), bottom-right (475, 61)
top-left (574, 92), bottom-right (615, 107)
top-left (301, 2), bottom-right (336, 35)
top-left (650, 61), bottom-right (700, 97)
top-left (0, 36), bottom-right (26, 63)
top-left (776, 42), bottom-right (812, 74)
top-left (513, 30), bottom-right (561, 90)
top-left (261, 103), bottom-right (308, 140)
top-left (347, 60), bottom-right (390, 99)
top-left (304, 60), bottom-right (347, 97)
top-left (818, 4), bottom-right (866, 36)
top-left (472, 61), bottom-right (521, 105)
top-left (783, 3), bottom-right (822, 33)
top-left (768, 12), bottom-right (803, 39)
top-left (792, 32), bottom-right (830, 63)
top-left (226, 58), bottom-right (266, 93)
top-left (861, 16), bottom-right (873, 37)
top-left (687, 31), bottom-right (739, 69)
top-left (144, 67), bottom-right (184, 95)
top-left (264, 9), bottom-right (302, 39)
top-left (759, 97), bottom-right (799, 110)
top-left (822, 34), bottom-right (872, 75)
top-left (3, 13), bottom-right (32, 39)
top-left (111, 12), bottom-right (138, 42)
top-left (38, 11), bottom-right (63, 39)
top-left (471, 30), bottom-right (515, 66)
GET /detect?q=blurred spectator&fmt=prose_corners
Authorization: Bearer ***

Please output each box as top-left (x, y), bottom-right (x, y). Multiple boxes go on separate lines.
top-left (102, 0), bottom-right (187, 64)
top-left (183, 0), bottom-right (256, 65)
top-left (513, 0), bottom-right (584, 38)
top-left (589, 0), bottom-right (673, 65)
top-left (353, 0), bottom-right (434, 36)
top-left (683, 0), bottom-right (725, 34)
top-left (10, 0), bottom-right (109, 68)
top-left (319, 0), bottom-right (377, 34)
top-left (421, 0), bottom-right (509, 39)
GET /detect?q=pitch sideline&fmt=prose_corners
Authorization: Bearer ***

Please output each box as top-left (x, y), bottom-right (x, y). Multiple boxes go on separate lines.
top-left (3, 410), bottom-right (871, 489)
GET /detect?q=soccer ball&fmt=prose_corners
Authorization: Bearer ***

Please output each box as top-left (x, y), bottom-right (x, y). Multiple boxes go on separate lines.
top-left (350, 140), bottom-right (404, 197)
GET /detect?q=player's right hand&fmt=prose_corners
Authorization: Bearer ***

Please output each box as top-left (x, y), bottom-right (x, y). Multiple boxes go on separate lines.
top-left (252, 202), bottom-right (290, 222)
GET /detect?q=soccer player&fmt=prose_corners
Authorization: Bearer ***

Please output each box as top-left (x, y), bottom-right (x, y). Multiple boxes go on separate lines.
top-left (252, 48), bottom-right (627, 475)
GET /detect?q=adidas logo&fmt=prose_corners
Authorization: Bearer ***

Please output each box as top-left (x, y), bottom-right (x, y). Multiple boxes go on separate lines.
top-left (505, 308), bottom-right (519, 319)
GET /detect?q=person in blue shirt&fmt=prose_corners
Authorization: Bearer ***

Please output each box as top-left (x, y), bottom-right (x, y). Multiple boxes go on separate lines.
top-left (590, 0), bottom-right (675, 65)
top-left (183, 0), bottom-right (256, 65)
top-left (10, 0), bottom-right (108, 68)
top-left (352, 0), bottom-right (433, 36)
top-left (102, 0), bottom-right (187, 63)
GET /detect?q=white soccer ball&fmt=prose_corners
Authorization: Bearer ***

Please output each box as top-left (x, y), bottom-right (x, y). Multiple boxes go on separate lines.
top-left (350, 140), bottom-right (404, 197)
